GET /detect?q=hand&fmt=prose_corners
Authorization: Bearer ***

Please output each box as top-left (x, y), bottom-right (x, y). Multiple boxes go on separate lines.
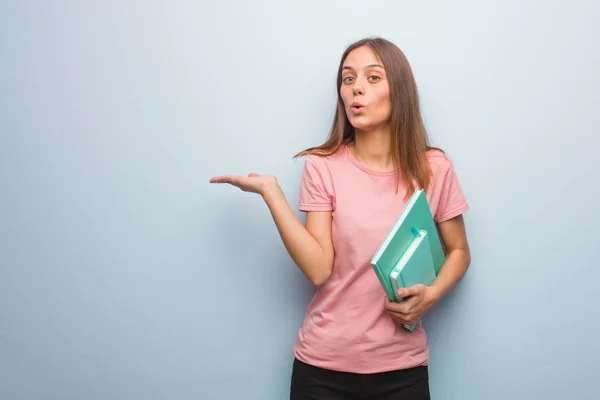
top-left (209, 173), bottom-right (278, 196)
top-left (384, 284), bottom-right (440, 327)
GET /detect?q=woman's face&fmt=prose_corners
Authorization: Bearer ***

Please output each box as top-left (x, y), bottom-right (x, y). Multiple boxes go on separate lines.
top-left (340, 46), bottom-right (392, 133)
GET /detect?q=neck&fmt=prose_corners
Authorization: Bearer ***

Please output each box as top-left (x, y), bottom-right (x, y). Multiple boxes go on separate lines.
top-left (349, 126), bottom-right (393, 172)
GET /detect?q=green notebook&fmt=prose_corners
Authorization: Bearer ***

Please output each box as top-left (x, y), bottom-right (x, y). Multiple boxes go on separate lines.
top-left (390, 229), bottom-right (437, 296)
top-left (370, 188), bottom-right (446, 303)
top-left (389, 229), bottom-right (437, 331)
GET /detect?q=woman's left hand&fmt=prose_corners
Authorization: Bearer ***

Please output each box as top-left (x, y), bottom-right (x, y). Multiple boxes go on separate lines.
top-left (384, 285), bottom-right (440, 327)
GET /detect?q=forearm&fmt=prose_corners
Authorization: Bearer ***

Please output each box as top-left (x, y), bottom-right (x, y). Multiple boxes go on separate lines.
top-left (430, 247), bottom-right (471, 303)
top-left (261, 181), bottom-right (332, 285)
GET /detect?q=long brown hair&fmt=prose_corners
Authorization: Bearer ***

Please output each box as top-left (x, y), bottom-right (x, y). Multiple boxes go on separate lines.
top-left (294, 37), bottom-right (441, 198)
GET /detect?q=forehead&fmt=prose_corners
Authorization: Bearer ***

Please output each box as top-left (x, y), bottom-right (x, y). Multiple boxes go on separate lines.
top-left (343, 46), bottom-right (384, 69)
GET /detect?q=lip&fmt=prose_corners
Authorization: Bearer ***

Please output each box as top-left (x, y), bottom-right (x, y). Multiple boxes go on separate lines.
top-left (350, 102), bottom-right (365, 114)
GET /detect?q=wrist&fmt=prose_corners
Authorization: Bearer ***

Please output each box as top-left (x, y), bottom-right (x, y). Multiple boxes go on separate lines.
top-left (260, 179), bottom-right (282, 201)
top-left (427, 284), bottom-right (443, 305)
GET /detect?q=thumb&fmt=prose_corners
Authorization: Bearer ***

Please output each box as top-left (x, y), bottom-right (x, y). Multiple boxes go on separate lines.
top-left (397, 285), bottom-right (421, 298)
top-left (248, 173), bottom-right (261, 177)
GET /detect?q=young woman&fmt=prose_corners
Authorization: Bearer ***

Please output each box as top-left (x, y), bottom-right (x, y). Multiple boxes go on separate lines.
top-left (210, 37), bottom-right (471, 399)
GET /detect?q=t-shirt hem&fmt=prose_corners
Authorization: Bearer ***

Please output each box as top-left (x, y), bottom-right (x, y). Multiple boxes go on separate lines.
top-left (293, 347), bottom-right (429, 374)
top-left (434, 203), bottom-right (469, 223)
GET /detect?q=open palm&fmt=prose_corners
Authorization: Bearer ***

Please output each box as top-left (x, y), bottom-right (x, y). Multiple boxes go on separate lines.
top-left (209, 173), bottom-right (277, 195)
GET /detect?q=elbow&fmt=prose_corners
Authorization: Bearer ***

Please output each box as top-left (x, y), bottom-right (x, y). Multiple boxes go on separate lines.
top-left (308, 263), bottom-right (333, 286)
top-left (459, 246), bottom-right (471, 271)
top-left (310, 276), bottom-right (328, 286)
top-left (463, 246), bottom-right (472, 266)
top-left (446, 246), bottom-right (471, 272)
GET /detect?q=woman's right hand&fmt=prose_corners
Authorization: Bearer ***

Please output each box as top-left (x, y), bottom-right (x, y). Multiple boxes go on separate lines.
top-left (209, 172), bottom-right (278, 196)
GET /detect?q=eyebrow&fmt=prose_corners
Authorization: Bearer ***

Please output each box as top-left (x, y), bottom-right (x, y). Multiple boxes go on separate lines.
top-left (342, 64), bottom-right (385, 71)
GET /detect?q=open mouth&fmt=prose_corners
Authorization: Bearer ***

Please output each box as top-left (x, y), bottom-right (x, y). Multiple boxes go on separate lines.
top-left (351, 104), bottom-right (364, 113)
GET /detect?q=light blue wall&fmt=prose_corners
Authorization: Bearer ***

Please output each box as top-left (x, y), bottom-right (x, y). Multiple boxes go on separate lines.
top-left (1, 1), bottom-right (599, 399)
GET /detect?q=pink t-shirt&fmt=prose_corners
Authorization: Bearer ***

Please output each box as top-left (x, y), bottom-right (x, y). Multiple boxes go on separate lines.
top-left (293, 144), bottom-right (469, 374)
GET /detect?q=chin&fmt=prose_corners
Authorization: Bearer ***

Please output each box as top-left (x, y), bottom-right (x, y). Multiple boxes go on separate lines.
top-left (349, 118), bottom-right (374, 131)
top-left (349, 114), bottom-right (390, 133)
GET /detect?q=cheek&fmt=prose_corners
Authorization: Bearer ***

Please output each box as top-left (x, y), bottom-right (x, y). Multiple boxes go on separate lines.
top-left (373, 90), bottom-right (391, 120)
top-left (371, 89), bottom-right (391, 119)
top-left (375, 87), bottom-right (391, 107)
top-left (340, 87), bottom-right (352, 104)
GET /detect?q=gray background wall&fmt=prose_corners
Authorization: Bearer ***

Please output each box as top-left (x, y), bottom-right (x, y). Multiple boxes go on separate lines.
top-left (1, 0), bottom-right (598, 399)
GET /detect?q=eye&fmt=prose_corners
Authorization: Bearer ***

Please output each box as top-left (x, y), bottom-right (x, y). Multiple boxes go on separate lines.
top-left (368, 75), bottom-right (381, 82)
top-left (342, 76), bottom-right (354, 84)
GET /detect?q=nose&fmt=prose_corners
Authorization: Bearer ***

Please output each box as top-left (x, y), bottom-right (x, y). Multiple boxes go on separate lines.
top-left (353, 84), bottom-right (364, 96)
top-left (352, 79), bottom-right (365, 96)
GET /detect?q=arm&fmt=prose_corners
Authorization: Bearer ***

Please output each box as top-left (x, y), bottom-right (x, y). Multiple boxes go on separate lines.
top-left (261, 181), bottom-right (334, 286)
top-left (209, 173), bottom-right (334, 286)
top-left (429, 214), bottom-right (471, 303)
top-left (385, 155), bottom-right (471, 326)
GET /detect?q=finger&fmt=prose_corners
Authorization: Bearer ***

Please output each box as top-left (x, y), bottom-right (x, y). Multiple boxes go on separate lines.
top-left (248, 173), bottom-right (261, 177)
top-left (209, 175), bottom-right (232, 183)
top-left (384, 296), bottom-right (410, 313)
top-left (387, 310), bottom-right (409, 320)
top-left (210, 175), bottom-right (240, 185)
top-left (397, 287), bottom-right (414, 299)
top-left (384, 296), bottom-right (394, 307)
top-left (397, 284), bottom-right (424, 299)
top-left (388, 311), bottom-right (413, 326)
top-left (386, 303), bottom-right (418, 327)
top-left (396, 298), bottom-right (420, 319)
top-left (385, 304), bottom-right (412, 322)
top-left (384, 297), bottom-right (399, 311)
top-left (389, 309), bottom-right (418, 324)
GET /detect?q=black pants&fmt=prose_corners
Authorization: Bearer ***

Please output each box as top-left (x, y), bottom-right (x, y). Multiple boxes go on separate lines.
top-left (290, 358), bottom-right (431, 400)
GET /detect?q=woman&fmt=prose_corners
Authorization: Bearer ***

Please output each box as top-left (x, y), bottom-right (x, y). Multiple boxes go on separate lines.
top-left (210, 37), bottom-right (471, 399)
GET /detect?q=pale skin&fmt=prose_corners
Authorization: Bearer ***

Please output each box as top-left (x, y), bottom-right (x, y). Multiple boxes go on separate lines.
top-left (210, 45), bottom-right (471, 328)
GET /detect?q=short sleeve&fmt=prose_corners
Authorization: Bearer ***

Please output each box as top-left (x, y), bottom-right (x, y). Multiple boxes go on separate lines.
top-left (298, 155), bottom-right (334, 212)
top-left (429, 154), bottom-right (469, 223)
